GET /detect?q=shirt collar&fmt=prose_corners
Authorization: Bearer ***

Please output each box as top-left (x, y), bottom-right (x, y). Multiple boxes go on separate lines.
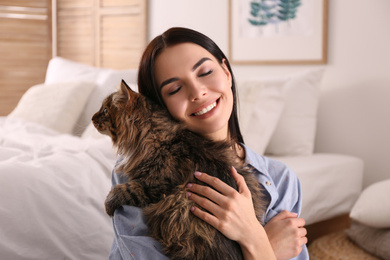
top-left (242, 144), bottom-right (269, 176)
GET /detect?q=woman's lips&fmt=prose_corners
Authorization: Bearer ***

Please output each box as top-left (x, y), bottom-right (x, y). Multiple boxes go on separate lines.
top-left (194, 102), bottom-right (217, 116)
top-left (192, 98), bottom-right (219, 117)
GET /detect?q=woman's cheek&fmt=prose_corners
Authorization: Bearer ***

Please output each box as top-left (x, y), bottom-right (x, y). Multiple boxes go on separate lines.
top-left (207, 75), bottom-right (230, 92)
top-left (165, 99), bottom-right (187, 122)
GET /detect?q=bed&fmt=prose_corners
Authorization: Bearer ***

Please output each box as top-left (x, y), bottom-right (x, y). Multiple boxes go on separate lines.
top-left (0, 57), bottom-right (364, 259)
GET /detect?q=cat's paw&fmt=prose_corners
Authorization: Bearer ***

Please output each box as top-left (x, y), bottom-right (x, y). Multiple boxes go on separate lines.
top-left (105, 190), bottom-right (122, 217)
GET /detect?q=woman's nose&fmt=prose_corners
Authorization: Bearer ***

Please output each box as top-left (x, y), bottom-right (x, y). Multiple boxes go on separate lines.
top-left (188, 81), bottom-right (207, 102)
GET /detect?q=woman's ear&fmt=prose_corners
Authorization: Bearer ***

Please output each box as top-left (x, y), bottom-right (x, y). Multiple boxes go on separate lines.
top-left (221, 59), bottom-right (232, 86)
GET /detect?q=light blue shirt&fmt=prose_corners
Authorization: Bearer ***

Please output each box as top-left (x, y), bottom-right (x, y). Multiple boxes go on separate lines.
top-left (109, 145), bottom-right (309, 260)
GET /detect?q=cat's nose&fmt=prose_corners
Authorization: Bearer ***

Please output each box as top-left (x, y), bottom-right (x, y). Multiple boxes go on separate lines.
top-left (92, 113), bottom-right (99, 122)
top-left (92, 116), bottom-right (99, 127)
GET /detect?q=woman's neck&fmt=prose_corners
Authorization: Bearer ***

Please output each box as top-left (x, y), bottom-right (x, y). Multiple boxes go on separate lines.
top-left (235, 143), bottom-right (246, 165)
top-left (202, 129), bottom-right (246, 165)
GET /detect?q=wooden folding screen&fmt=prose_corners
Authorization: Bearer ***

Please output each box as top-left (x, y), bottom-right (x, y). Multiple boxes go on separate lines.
top-left (0, 0), bottom-right (52, 115)
top-left (54, 0), bottom-right (147, 69)
top-left (0, 0), bottom-right (147, 115)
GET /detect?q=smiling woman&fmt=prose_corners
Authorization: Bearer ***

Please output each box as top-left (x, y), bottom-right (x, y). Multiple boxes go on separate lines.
top-left (155, 43), bottom-right (233, 141)
top-left (137, 27), bottom-right (243, 147)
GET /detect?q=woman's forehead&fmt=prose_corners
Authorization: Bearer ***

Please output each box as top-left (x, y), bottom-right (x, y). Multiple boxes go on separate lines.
top-left (154, 43), bottom-right (217, 81)
top-left (157, 43), bottom-right (216, 66)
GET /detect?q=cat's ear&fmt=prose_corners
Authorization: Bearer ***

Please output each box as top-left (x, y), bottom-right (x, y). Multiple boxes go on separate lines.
top-left (120, 79), bottom-right (135, 100)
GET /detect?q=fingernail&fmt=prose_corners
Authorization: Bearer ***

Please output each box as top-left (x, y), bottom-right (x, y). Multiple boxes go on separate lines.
top-left (186, 183), bottom-right (193, 188)
top-left (194, 171), bottom-right (202, 177)
top-left (186, 192), bottom-right (192, 198)
top-left (190, 206), bottom-right (195, 212)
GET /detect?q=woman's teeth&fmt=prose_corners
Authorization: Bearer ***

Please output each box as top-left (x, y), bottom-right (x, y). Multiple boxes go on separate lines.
top-left (194, 102), bottom-right (217, 116)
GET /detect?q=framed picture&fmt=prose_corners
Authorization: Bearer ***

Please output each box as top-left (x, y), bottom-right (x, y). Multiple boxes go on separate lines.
top-left (229, 0), bottom-right (328, 64)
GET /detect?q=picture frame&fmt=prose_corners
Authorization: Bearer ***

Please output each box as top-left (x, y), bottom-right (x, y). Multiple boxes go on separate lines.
top-left (229, 0), bottom-right (328, 64)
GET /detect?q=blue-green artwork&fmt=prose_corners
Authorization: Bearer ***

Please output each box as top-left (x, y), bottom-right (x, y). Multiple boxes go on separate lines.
top-left (248, 0), bottom-right (302, 27)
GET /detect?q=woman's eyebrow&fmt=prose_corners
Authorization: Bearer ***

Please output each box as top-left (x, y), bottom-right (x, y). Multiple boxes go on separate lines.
top-left (192, 57), bottom-right (211, 72)
top-left (160, 57), bottom-right (212, 90)
top-left (160, 77), bottom-right (179, 90)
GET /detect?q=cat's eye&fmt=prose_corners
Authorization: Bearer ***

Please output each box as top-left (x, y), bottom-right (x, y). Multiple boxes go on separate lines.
top-left (103, 108), bottom-right (108, 115)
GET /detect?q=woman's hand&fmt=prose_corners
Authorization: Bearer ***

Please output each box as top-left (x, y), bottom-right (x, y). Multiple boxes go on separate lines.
top-left (186, 167), bottom-right (276, 260)
top-left (264, 210), bottom-right (307, 260)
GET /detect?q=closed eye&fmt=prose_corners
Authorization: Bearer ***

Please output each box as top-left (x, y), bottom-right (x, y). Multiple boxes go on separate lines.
top-left (168, 86), bottom-right (181, 96)
top-left (199, 70), bottom-right (213, 77)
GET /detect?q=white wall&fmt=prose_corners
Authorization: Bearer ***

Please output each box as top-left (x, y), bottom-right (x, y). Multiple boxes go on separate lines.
top-left (148, 0), bottom-right (390, 188)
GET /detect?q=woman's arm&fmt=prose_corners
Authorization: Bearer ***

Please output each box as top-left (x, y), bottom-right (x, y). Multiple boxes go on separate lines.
top-left (186, 167), bottom-right (276, 260)
top-left (260, 157), bottom-right (308, 260)
top-left (264, 211), bottom-right (307, 260)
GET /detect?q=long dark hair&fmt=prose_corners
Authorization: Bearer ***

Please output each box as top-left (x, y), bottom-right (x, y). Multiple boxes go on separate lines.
top-left (137, 27), bottom-right (244, 145)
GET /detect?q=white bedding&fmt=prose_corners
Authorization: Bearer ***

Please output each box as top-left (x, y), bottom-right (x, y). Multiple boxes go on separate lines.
top-left (0, 117), bottom-right (116, 260)
top-left (269, 154), bottom-right (364, 225)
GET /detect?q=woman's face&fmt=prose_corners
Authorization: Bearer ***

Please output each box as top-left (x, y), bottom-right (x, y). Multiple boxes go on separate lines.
top-left (154, 43), bottom-right (233, 141)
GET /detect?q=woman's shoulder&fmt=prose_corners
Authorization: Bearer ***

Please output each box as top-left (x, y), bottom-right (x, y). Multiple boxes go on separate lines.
top-left (243, 144), bottom-right (298, 183)
top-left (243, 145), bottom-right (283, 170)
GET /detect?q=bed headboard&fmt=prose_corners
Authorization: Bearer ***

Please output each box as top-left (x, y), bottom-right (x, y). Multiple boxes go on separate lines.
top-left (0, 0), bottom-right (147, 116)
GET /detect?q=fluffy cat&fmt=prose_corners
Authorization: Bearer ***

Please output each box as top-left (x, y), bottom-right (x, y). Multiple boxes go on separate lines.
top-left (92, 80), bottom-right (266, 260)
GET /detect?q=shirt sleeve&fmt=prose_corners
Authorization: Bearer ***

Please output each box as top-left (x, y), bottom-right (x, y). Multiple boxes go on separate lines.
top-left (109, 159), bottom-right (169, 260)
top-left (244, 147), bottom-right (309, 260)
top-left (264, 158), bottom-right (309, 260)
top-left (109, 206), bottom-right (169, 260)
top-left (263, 157), bottom-right (303, 222)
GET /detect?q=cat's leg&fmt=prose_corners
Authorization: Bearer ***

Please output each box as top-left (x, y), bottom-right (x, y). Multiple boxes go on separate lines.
top-left (105, 182), bottom-right (148, 216)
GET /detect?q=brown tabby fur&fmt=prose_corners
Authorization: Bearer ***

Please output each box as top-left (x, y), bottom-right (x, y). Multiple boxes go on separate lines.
top-left (92, 80), bottom-right (266, 260)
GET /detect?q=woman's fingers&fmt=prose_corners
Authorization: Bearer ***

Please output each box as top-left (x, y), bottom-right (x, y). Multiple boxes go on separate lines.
top-left (230, 166), bottom-right (251, 196)
top-left (270, 210), bottom-right (298, 221)
top-left (187, 193), bottom-right (220, 229)
top-left (192, 171), bottom-right (236, 196)
top-left (186, 170), bottom-right (237, 220)
top-left (186, 180), bottom-right (227, 210)
top-left (186, 168), bottom-right (251, 209)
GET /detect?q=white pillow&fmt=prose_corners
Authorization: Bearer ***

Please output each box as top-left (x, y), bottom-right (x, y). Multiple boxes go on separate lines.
top-left (238, 77), bottom-right (286, 155)
top-left (81, 122), bottom-right (107, 140)
top-left (45, 57), bottom-right (138, 135)
top-left (9, 82), bottom-right (95, 134)
top-left (350, 179), bottom-right (390, 228)
top-left (265, 68), bottom-right (324, 156)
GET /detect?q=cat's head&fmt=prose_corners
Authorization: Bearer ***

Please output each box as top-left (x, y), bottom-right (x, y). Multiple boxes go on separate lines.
top-left (92, 80), bottom-right (144, 144)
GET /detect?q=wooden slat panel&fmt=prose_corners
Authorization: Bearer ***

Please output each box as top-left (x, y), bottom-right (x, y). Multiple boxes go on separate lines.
top-left (0, 0), bottom-right (47, 8)
top-left (0, 1), bottom-right (51, 116)
top-left (100, 14), bottom-right (145, 69)
top-left (57, 0), bottom-right (92, 9)
top-left (55, 0), bottom-right (147, 69)
top-left (99, 0), bottom-right (147, 69)
top-left (101, 0), bottom-right (140, 7)
top-left (55, 0), bottom-right (94, 64)
top-left (57, 10), bottom-right (95, 65)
